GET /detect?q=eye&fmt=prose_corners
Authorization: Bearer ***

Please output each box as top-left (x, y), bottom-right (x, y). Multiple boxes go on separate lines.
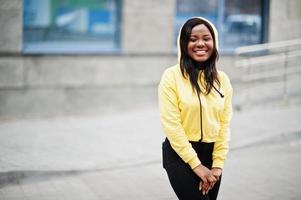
top-left (204, 37), bottom-right (211, 42)
top-left (189, 37), bottom-right (197, 42)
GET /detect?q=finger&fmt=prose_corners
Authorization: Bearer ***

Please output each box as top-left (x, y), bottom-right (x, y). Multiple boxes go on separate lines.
top-left (201, 182), bottom-right (208, 193)
top-left (205, 186), bottom-right (210, 195)
top-left (212, 172), bottom-right (220, 181)
top-left (209, 182), bottom-right (215, 190)
top-left (203, 189), bottom-right (206, 195)
top-left (214, 174), bottom-right (220, 181)
top-left (206, 182), bottom-right (215, 194)
top-left (201, 177), bottom-right (208, 185)
top-left (202, 182), bottom-right (211, 194)
top-left (201, 179), bottom-right (209, 192)
top-left (208, 176), bottom-right (217, 184)
top-left (201, 182), bottom-right (209, 191)
top-left (199, 181), bottom-right (202, 191)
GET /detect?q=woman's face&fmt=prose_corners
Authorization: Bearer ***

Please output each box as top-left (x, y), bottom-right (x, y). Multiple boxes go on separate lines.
top-left (187, 24), bottom-right (214, 63)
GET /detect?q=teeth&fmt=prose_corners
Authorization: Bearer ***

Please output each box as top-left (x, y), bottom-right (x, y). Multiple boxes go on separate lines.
top-left (194, 50), bottom-right (206, 55)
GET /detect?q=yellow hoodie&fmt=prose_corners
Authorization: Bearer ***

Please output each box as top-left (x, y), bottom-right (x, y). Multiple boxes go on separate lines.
top-left (158, 17), bottom-right (233, 169)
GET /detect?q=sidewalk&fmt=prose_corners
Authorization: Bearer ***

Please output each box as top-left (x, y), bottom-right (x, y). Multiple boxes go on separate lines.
top-left (0, 104), bottom-right (301, 199)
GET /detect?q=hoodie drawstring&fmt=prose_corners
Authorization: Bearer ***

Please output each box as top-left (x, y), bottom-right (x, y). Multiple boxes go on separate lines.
top-left (197, 86), bottom-right (224, 142)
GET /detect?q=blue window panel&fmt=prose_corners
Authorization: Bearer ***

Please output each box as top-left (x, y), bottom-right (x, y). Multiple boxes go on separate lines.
top-left (88, 9), bottom-right (113, 36)
top-left (23, 0), bottom-right (121, 54)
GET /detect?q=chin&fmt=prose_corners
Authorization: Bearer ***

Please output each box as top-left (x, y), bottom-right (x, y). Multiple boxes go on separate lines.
top-left (194, 57), bottom-right (209, 63)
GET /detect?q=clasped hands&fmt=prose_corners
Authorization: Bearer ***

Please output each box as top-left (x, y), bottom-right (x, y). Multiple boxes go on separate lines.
top-left (193, 164), bottom-right (222, 195)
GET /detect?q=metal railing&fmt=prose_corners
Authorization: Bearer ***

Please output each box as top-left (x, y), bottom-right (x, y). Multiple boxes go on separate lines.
top-left (234, 38), bottom-right (301, 105)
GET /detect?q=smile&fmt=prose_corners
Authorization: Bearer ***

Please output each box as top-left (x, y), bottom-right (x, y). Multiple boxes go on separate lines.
top-left (193, 50), bottom-right (207, 56)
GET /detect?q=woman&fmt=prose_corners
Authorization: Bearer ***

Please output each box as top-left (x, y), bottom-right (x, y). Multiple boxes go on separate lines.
top-left (158, 17), bottom-right (233, 200)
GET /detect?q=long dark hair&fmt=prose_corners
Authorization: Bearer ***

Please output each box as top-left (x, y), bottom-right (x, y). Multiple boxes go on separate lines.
top-left (179, 18), bottom-right (220, 95)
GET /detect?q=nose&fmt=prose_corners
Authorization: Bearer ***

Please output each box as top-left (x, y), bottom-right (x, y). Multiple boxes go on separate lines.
top-left (196, 39), bottom-right (205, 47)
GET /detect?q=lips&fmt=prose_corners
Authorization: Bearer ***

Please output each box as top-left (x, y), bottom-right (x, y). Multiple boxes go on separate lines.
top-left (194, 49), bottom-right (207, 56)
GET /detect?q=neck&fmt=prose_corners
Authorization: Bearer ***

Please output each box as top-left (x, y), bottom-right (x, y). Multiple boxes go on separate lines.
top-left (194, 63), bottom-right (205, 71)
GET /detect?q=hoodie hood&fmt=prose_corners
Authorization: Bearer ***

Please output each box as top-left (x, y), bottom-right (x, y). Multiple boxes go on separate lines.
top-left (177, 17), bottom-right (219, 63)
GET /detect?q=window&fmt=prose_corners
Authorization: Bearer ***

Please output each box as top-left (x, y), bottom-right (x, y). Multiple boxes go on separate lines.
top-left (23, 0), bottom-right (121, 54)
top-left (175, 0), bottom-right (269, 53)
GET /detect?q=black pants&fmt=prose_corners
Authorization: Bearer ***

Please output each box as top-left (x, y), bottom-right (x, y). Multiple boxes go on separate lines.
top-left (162, 138), bottom-right (221, 200)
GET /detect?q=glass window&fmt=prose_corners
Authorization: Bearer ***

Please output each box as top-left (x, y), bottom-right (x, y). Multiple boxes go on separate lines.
top-left (23, 0), bottom-right (121, 54)
top-left (175, 0), bottom-right (267, 53)
top-left (223, 0), bottom-right (262, 51)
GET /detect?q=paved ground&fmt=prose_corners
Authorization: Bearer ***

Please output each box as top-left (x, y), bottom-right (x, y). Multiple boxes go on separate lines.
top-left (0, 103), bottom-right (301, 200)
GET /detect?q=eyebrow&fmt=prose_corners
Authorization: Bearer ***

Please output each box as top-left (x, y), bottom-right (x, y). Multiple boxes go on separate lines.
top-left (190, 34), bottom-right (212, 37)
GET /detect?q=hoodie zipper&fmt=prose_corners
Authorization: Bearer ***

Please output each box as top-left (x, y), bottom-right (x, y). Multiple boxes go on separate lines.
top-left (197, 93), bottom-right (203, 142)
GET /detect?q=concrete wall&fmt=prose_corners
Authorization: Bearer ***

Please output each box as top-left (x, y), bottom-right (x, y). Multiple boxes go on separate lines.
top-left (0, 55), bottom-right (176, 118)
top-left (0, 0), bottom-right (178, 119)
top-left (0, 0), bottom-right (22, 53)
top-left (269, 0), bottom-right (301, 42)
top-left (122, 0), bottom-right (175, 54)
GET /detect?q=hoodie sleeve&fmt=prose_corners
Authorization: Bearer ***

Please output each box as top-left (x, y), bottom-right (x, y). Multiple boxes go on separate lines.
top-left (212, 72), bottom-right (233, 169)
top-left (158, 68), bottom-right (201, 169)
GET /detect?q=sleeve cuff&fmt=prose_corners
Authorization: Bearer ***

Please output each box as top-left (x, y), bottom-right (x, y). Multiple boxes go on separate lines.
top-left (188, 156), bottom-right (201, 169)
top-left (212, 159), bottom-right (225, 169)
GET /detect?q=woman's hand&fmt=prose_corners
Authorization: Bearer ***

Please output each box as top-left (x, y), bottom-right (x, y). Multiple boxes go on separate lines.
top-left (197, 167), bottom-right (222, 195)
top-left (193, 164), bottom-right (217, 195)
top-left (211, 167), bottom-right (222, 181)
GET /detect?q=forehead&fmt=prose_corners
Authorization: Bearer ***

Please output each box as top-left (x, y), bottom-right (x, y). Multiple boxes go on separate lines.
top-left (191, 24), bottom-right (212, 36)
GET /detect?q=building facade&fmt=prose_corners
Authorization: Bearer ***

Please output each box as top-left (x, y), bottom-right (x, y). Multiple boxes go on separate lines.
top-left (0, 0), bottom-right (300, 118)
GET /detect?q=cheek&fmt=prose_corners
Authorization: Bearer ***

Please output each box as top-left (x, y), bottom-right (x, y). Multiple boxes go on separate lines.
top-left (187, 44), bottom-right (194, 55)
top-left (210, 41), bottom-right (215, 50)
top-left (207, 42), bottom-right (214, 54)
